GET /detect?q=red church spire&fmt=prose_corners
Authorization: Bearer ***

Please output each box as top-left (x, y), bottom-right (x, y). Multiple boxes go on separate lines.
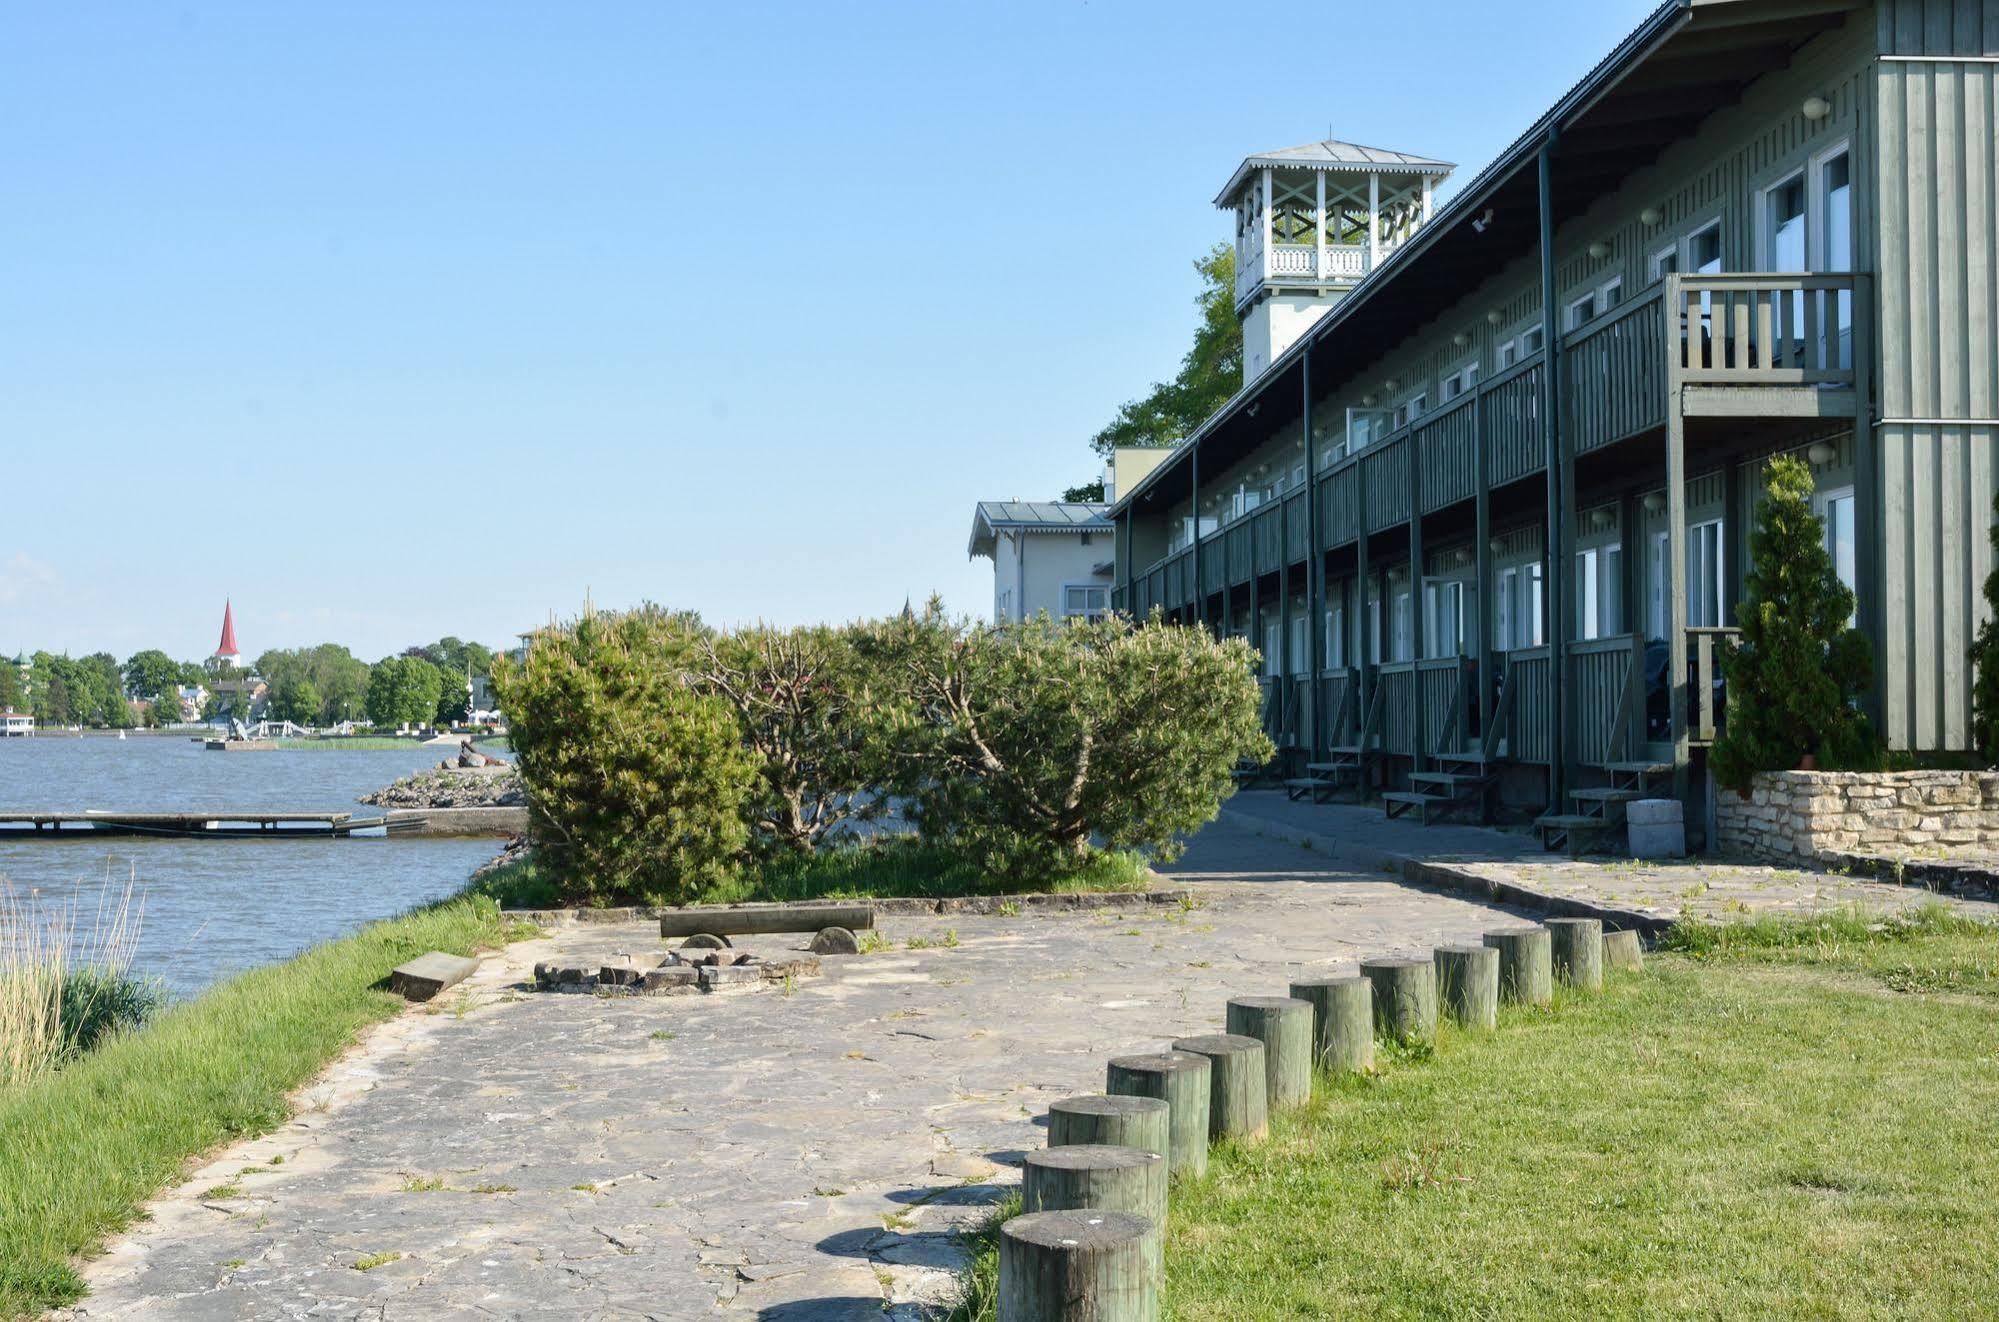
top-left (215, 600), bottom-right (240, 659)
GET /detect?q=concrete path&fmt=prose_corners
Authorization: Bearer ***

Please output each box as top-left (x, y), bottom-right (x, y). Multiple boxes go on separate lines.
top-left (68, 819), bottom-right (1544, 1322)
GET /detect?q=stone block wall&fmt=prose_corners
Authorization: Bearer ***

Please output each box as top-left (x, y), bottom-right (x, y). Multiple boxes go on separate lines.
top-left (1715, 770), bottom-right (1999, 861)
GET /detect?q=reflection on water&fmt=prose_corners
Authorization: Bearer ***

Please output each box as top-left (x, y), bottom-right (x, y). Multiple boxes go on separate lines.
top-left (0, 736), bottom-right (504, 996)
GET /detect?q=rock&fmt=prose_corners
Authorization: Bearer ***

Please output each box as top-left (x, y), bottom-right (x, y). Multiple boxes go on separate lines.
top-left (641, 966), bottom-right (699, 992)
top-left (809, 926), bottom-right (861, 955)
top-left (390, 951), bottom-right (478, 1001)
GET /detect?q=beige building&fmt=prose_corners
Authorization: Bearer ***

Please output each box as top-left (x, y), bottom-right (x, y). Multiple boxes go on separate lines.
top-left (967, 501), bottom-right (1114, 624)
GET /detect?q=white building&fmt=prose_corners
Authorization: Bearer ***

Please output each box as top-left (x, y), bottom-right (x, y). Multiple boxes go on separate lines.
top-left (967, 501), bottom-right (1114, 624)
top-left (2, 710), bottom-right (33, 737)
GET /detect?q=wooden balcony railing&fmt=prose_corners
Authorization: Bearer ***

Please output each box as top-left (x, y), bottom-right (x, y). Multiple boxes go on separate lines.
top-left (1565, 288), bottom-right (1668, 455)
top-left (1567, 634), bottom-right (1645, 766)
top-left (1686, 626), bottom-right (1740, 746)
top-left (1669, 273), bottom-right (1861, 386)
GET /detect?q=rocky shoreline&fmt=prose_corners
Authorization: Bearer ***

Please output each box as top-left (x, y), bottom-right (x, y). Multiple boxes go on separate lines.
top-left (360, 765), bottom-right (524, 810)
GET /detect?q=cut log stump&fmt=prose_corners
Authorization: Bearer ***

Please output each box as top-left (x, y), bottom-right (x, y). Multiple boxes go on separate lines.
top-left (1106, 1052), bottom-right (1210, 1177)
top-left (1603, 928), bottom-right (1644, 973)
top-left (1289, 976), bottom-right (1374, 1074)
top-left (659, 900), bottom-right (874, 939)
top-left (1483, 926), bottom-right (1554, 1006)
top-left (1360, 956), bottom-right (1438, 1045)
top-left (1434, 944), bottom-right (1499, 1031)
top-left (1021, 1144), bottom-right (1168, 1279)
top-left (1000, 1208), bottom-right (1158, 1322)
top-left (1047, 1094), bottom-right (1170, 1156)
top-left (1548, 917), bottom-right (1605, 990)
top-left (679, 933), bottom-right (731, 950)
top-left (1170, 1033), bottom-right (1267, 1142)
top-left (1223, 996), bottom-right (1313, 1108)
top-left (389, 951), bottom-right (477, 1002)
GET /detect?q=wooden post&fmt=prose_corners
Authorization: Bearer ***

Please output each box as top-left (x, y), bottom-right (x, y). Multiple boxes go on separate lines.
top-left (1539, 132), bottom-right (1569, 812)
top-left (1170, 1033), bottom-right (1267, 1141)
top-left (1048, 1095), bottom-right (1170, 1156)
top-left (1482, 926), bottom-right (1553, 1007)
top-left (1288, 975), bottom-right (1374, 1074)
top-left (1106, 1052), bottom-right (1210, 1177)
top-left (1224, 996), bottom-right (1313, 1108)
top-left (1360, 956), bottom-right (1438, 1045)
top-left (1000, 1209), bottom-right (1158, 1322)
top-left (1547, 917), bottom-right (1604, 990)
top-left (1304, 355), bottom-right (1326, 763)
top-left (1603, 928), bottom-right (1644, 973)
top-left (1021, 1145), bottom-right (1168, 1282)
top-left (1665, 274), bottom-right (1690, 801)
top-left (1434, 945), bottom-right (1499, 1031)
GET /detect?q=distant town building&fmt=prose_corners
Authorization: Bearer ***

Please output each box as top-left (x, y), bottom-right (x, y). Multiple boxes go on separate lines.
top-left (2, 710), bottom-right (33, 736)
top-left (211, 600), bottom-right (242, 670)
top-left (967, 499), bottom-right (1114, 625)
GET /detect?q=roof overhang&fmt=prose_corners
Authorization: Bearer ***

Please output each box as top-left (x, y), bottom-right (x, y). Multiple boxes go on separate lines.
top-left (1118, 0), bottom-right (1865, 519)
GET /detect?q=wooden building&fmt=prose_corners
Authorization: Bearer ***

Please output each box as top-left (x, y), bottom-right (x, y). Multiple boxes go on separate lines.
top-left (1109, 0), bottom-right (1998, 839)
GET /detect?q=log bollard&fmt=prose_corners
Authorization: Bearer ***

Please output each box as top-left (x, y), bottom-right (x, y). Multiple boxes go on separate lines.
top-left (1000, 1208), bottom-right (1158, 1322)
top-left (1021, 1144), bottom-right (1168, 1280)
top-left (1223, 996), bottom-right (1313, 1108)
top-left (1434, 945), bottom-right (1499, 1031)
top-left (1289, 976), bottom-right (1375, 1074)
top-left (1547, 917), bottom-right (1604, 990)
top-left (1106, 1052), bottom-right (1210, 1177)
top-left (1170, 1034), bottom-right (1267, 1142)
top-left (1047, 1094), bottom-right (1170, 1157)
top-left (1482, 926), bottom-right (1554, 1006)
top-left (1603, 928), bottom-right (1644, 973)
top-left (1359, 956), bottom-right (1438, 1045)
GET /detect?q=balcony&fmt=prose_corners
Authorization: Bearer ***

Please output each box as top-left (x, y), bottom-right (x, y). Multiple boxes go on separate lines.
top-left (1236, 242), bottom-right (1376, 306)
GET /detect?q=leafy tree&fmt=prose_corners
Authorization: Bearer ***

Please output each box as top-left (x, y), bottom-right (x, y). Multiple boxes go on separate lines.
top-left (123, 649), bottom-right (182, 704)
top-left (1086, 243), bottom-right (1241, 461)
top-left (697, 623), bottom-right (904, 856)
top-left (1062, 478), bottom-right (1107, 502)
top-left (864, 606), bottom-right (1270, 877)
top-left (257, 644), bottom-right (372, 726)
top-left (269, 676), bottom-right (323, 726)
top-left (1712, 455), bottom-right (1877, 794)
top-left (493, 606), bottom-right (757, 905)
top-left (366, 655), bottom-right (445, 729)
top-left (1973, 493), bottom-right (1999, 762)
top-left (0, 664), bottom-right (22, 713)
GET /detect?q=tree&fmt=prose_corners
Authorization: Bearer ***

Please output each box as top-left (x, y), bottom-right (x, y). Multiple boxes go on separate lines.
top-left (493, 606), bottom-right (757, 905)
top-left (366, 655), bottom-right (445, 729)
top-left (0, 664), bottom-right (21, 713)
top-left (864, 607), bottom-right (1270, 877)
top-left (123, 649), bottom-right (182, 705)
top-left (1086, 243), bottom-right (1241, 461)
top-left (697, 623), bottom-right (904, 856)
top-left (1062, 478), bottom-right (1107, 503)
top-left (269, 676), bottom-right (323, 726)
top-left (1973, 493), bottom-right (1999, 762)
top-left (1711, 455), bottom-right (1877, 794)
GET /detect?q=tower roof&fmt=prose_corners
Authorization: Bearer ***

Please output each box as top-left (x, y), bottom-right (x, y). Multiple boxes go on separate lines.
top-left (214, 600), bottom-right (240, 659)
top-left (1214, 139), bottom-right (1455, 206)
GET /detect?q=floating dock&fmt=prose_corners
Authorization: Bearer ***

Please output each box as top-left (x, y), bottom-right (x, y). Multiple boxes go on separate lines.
top-left (0, 811), bottom-right (423, 839)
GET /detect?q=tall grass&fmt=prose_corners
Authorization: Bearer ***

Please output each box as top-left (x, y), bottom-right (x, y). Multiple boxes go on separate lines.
top-left (0, 872), bottom-right (157, 1089)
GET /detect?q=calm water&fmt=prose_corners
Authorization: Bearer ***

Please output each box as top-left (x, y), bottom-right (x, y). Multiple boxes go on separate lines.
top-left (0, 736), bottom-right (505, 996)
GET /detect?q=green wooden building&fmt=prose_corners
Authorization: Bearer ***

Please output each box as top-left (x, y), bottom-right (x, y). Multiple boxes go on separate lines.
top-left (1109, 0), bottom-right (1998, 839)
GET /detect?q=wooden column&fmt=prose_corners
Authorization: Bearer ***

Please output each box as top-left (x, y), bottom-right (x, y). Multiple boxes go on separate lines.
top-left (1315, 172), bottom-right (1328, 283)
top-left (1356, 455), bottom-right (1373, 742)
top-left (1190, 447), bottom-right (1204, 631)
top-left (1852, 274), bottom-right (1883, 732)
top-left (1288, 975), bottom-right (1374, 1073)
top-left (1410, 422), bottom-right (1427, 774)
top-left (1665, 275), bottom-right (1691, 799)
top-left (1538, 131), bottom-right (1570, 812)
top-left (1368, 172), bottom-right (1382, 270)
top-left (1474, 389), bottom-right (1494, 796)
top-left (1304, 357), bottom-right (1326, 762)
top-left (1106, 1052), bottom-right (1210, 1177)
top-left (1000, 1209), bottom-right (1157, 1322)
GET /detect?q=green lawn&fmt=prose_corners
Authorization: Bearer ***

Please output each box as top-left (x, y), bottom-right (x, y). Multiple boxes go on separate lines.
top-left (0, 894), bottom-right (533, 1318)
top-left (961, 905), bottom-right (1999, 1321)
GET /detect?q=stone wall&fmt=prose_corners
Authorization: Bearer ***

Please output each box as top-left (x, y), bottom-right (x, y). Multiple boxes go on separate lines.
top-left (1715, 770), bottom-right (1999, 861)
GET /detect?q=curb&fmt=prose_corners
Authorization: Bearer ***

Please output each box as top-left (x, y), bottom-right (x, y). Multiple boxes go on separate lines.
top-left (506, 886), bottom-right (1195, 926)
top-left (1216, 807), bottom-right (1674, 936)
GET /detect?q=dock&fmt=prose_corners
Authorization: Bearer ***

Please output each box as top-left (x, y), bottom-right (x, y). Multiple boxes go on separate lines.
top-left (0, 811), bottom-right (424, 839)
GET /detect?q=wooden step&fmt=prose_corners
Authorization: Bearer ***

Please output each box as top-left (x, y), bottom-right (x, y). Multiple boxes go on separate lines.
top-left (1407, 771), bottom-right (1493, 791)
top-left (1602, 760), bottom-right (1672, 778)
top-left (1284, 777), bottom-right (1347, 804)
top-left (1569, 786), bottom-right (1640, 803)
top-left (1535, 813), bottom-right (1613, 829)
top-left (1433, 749), bottom-right (1499, 767)
top-left (1304, 761), bottom-right (1360, 774)
top-left (1382, 790), bottom-right (1455, 823)
top-left (1327, 743), bottom-right (1376, 757)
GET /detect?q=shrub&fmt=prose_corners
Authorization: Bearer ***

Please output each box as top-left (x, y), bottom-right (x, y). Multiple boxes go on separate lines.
top-left (1711, 454), bottom-right (1876, 795)
top-left (696, 624), bottom-right (903, 855)
top-left (1972, 493), bottom-right (1999, 763)
top-left (491, 607), bottom-right (758, 905)
top-left (866, 607), bottom-right (1271, 879)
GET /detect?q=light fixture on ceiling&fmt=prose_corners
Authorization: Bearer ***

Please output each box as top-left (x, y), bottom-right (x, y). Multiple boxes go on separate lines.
top-left (1361, 393), bottom-right (1377, 407)
top-left (1591, 508), bottom-right (1615, 530)
top-left (1452, 332), bottom-right (1471, 347)
top-left (1384, 377), bottom-right (1400, 392)
top-left (1639, 206), bottom-right (1664, 227)
top-left (1587, 240), bottom-right (1612, 260)
top-left (1802, 94), bottom-right (1831, 121)
top-left (1488, 537), bottom-right (1506, 556)
top-left (1643, 492), bottom-right (1667, 514)
top-left (1471, 207), bottom-right (1495, 234)
top-left (1486, 309), bottom-right (1504, 326)
top-left (1807, 441), bottom-right (1837, 465)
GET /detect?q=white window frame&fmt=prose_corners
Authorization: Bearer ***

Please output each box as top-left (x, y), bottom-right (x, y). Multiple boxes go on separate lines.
top-left (1684, 218), bottom-right (1723, 275)
top-left (1061, 582), bottom-right (1108, 622)
top-left (1441, 359), bottom-right (1478, 401)
top-left (1687, 518), bottom-right (1726, 629)
top-left (1817, 483), bottom-right (1857, 624)
top-left (1648, 242), bottom-right (1679, 286)
top-left (1575, 543), bottom-right (1623, 641)
top-left (1496, 338), bottom-right (1519, 370)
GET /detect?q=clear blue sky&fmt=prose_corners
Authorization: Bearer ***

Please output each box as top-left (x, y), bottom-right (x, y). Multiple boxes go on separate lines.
top-left (1, 0), bottom-right (1657, 664)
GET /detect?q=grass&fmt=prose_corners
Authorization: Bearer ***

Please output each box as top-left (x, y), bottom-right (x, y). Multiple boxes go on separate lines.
top-left (271, 737), bottom-right (427, 750)
top-left (1, 874), bottom-right (158, 1088)
top-left (0, 892), bottom-right (530, 1318)
top-left (955, 904), bottom-right (1999, 1320)
top-left (351, 1251), bottom-right (401, 1272)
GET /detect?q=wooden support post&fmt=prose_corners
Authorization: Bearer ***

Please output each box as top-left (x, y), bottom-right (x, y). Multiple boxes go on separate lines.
top-left (1000, 1208), bottom-right (1158, 1322)
top-left (1434, 945), bottom-right (1499, 1031)
top-left (1482, 926), bottom-right (1554, 1006)
top-left (1547, 917), bottom-right (1604, 991)
top-left (1047, 1095), bottom-right (1170, 1156)
top-left (1106, 1052), bottom-right (1210, 1177)
top-left (1538, 132), bottom-right (1569, 812)
top-left (1410, 413), bottom-right (1427, 774)
top-left (1305, 355), bottom-right (1326, 763)
top-left (1191, 446), bottom-right (1205, 631)
top-left (1288, 975), bottom-right (1374, 1074)
top-left (1021, 1145), bottom-right (1168, 1283)
top-left (1170, 1033), bottom-right (1268, 1141)
top-left (1360, 956), bottom-right (1438, 1045)
top-left (1473, 390), bottom-right (1493, 788)
top-left (1603, 928), bottom-right (1644, 973)
top-left (1224, 996), bottom-right (1313, 1108)
top-left (1665, 273), bottom-right (1690, 802)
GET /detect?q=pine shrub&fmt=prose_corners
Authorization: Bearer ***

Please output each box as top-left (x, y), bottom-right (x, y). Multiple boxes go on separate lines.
top-left (1971, 493), bottom-right (1999, 763)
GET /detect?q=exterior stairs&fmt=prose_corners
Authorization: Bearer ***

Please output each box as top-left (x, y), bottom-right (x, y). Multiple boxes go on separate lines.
top-left (1534, 760), bottom-right (1672, 853)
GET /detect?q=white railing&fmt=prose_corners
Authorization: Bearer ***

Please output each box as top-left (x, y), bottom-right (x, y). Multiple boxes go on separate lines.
top-left (1257, 244), bottom-right (1372, 286)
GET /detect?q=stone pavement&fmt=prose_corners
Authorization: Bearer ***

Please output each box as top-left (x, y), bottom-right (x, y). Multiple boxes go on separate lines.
top-left (68, 819), bottom-right (1550, 1322)
top-left (1221, 790), bottom-right (1999, 928)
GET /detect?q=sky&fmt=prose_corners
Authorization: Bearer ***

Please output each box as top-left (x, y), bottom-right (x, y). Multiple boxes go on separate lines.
top-left (1, 0), bottom-right (1660, 664)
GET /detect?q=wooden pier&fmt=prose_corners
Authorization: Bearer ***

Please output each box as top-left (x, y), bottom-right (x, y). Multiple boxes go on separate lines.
top-left (0, 811), bottom-right (422, 839)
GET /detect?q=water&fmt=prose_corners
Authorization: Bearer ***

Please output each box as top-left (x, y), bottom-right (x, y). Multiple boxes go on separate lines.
top-left (0, 736), bottom-right (506, 997)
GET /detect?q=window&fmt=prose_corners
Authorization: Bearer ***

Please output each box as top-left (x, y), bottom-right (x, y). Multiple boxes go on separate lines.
top-left (1366, 585), bottom-right (1383, 664)
top-left (1821, 146), bottom-right (1854, 366)
top-left (1819, 485), bottom-right (1856, 623)
top-left (1325, 600), bottom-right (1347, 668)
top-left (1425, 580), bottom-right (1466, 658)
top-left (1567, 292), bottom-right (1597, 331)
top-left (1648, 243), bottom-right (1679, 285)
top-left (1392, 393), bottom-right (1428, 429)
top-left (1567, 279), bottom-right (1624, 331)
top-left (1688, 519), bottom-right (1725, 628)
top-left (1687, 221), bottom-right (1722, 274)
top-left (1442, 361), bottom-right (1478, 401)
top-left (1289, 612), bottom-right (1310, 676)
top-left (1392, 589), bottom-right (1413, 662)
top-left (1519, 323), bottom-right (1546, 355)
top-left (1063, 585), bottom-right (1107, 622)
top-left (1648, 531), bottom-right (1668, 640)
top-left (1765, 172), bottom-right (1807, 271)
top-left (1262, 618), bottom-right (1281, 678)
top-left (1497, 339), bottom-right (1518, 370)
top-left (1576, 544), bottom-right (1623, 640)
top-left (1495, 563), bottom-right (1545, 650)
